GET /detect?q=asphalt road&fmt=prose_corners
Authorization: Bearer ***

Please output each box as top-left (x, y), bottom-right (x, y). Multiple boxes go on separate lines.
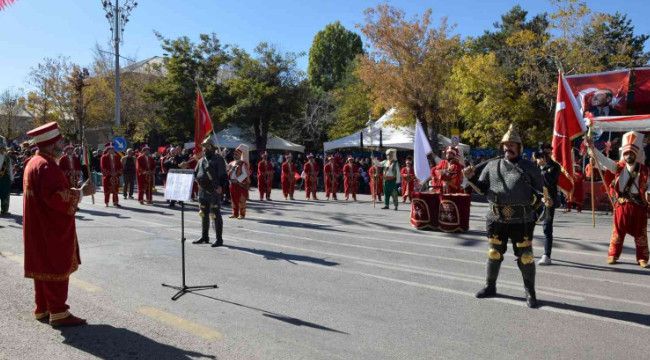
top-left (1, 188), bottom-right (649, 359)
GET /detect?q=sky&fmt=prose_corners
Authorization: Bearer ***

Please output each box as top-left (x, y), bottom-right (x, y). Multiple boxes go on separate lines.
top-left (1, 0), bottom-right (649, 92)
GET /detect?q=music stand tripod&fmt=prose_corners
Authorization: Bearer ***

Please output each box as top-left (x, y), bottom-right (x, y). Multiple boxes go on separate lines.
top-left (161, 171), bottom-right (218, 301)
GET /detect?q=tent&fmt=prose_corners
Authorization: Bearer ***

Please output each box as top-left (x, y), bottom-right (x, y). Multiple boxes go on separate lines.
top-left (209, 126), bottom-right (305, 153)
top-left (323, 108), bottom-right (470, 153)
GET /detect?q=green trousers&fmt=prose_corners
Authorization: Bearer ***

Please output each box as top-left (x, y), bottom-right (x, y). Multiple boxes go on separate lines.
top-left (383, 179), bottom-right (398, 208)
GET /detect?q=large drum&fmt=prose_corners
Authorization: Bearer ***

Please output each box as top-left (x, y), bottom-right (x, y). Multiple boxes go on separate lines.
top-left (438, 193), bottom-right (471, 233)
top-left (410, 192), bottom-right (440, 230)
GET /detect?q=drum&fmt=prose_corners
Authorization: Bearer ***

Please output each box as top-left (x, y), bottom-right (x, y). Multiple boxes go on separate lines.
top-left (410, 192), bottom-right (440, 230)
top-left (438, 193), bottom-right (471, 233)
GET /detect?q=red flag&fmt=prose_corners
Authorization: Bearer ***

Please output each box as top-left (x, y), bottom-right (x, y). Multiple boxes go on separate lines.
top-left (0, 0), bottom-right (16, 10)
top-left (552, 73), bottom-right (587, 196)
top-left (194, 89), bottom-right (214, 151)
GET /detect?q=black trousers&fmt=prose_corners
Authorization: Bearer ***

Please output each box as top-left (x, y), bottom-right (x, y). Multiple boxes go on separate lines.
top-left (484, 220), bottom-right (536, 291)
top-left (199, 194), bottom-right (223, 243)
top-left (123, 173), bottom-right (135, 198)
top-left (542, 206), bottom-right (555, 257)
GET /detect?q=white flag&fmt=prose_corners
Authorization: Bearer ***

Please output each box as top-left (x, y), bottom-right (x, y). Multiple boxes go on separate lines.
top-left (413, 121), bottom-right (432, 182)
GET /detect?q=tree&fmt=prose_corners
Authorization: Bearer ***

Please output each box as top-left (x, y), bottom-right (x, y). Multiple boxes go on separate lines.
top-left (25, 56), bottom-right (75, 136)
top-left (581, 12), bottom-right (650, 70)
top-left (308, 21), bottom-right (363, 91)
top-left (223, 43), bottom-right (304, 152)
top-left (0, 88), bottom-right (23, 141)
top-left (147, 33), bottom-right (230, 145)
top-left (328, 62), bottom-right (375, 139)
top-left (357, 5), bottom-right (462, 151)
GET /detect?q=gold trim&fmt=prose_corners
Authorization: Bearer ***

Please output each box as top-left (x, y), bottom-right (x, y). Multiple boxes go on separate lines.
top-left (488, 248), bottom-right (502, 261)
top-left (49, 310), bottom-right (71, 321)
top-left (34, 311), bottom-right (49, 320)
top-left (520, 252), bottom-right (535, 265)
top-left (516, 239), bottom-right (533, 248)
top-left (488, 236), bottom-right (502, 245)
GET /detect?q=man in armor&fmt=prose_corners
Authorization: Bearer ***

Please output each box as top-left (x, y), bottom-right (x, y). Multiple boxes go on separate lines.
top-left (463, 124), bottom-right (544, 308)
top-left (588, 131), bottom-right (649, 268)
top-left (192, 138), bottom-right (227, 247)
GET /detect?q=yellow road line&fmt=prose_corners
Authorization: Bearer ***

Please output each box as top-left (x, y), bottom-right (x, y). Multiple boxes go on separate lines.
top-left (137, 306), bottom-right (223, 341)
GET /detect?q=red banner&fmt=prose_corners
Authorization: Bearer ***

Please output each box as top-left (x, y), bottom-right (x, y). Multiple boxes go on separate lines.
top-left (632, 68), bottom-right (650, 115)
top-left (566, 70), bottom-right (630, 116)
top-left (553, 73), bottom-right (587, 195)
top-left (194, 89), bottom-right (214, 151)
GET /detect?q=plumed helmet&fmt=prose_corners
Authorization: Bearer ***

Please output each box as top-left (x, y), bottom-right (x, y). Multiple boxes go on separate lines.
top-left (501, 124), bottom-right (522, 145)
top-left (201, 134), bottom-right (215, 149)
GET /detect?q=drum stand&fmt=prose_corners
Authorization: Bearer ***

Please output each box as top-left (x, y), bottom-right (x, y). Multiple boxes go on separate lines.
top-left (162, 201), bottom-right (218, 300)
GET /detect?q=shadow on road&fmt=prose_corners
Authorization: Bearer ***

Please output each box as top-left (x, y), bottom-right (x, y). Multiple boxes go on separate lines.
top-left (224, 245), bottom-right (339, 266)
top-left (551, 259), bottom-right (650, 276)
top-left (189, 292), bottom-right (349, 335)
top-left (59, 324), bottom-right (216, 359)
top-left (497, 294), bottom-right (650, 328)
top-left (115, 204), bottom-right (173, 216)
top-left (252, 219), bottom-right (344, 232)
top-left (76, 208), bottom-right (130, 219)
top-left (0, 213), bottom-right (22, 225)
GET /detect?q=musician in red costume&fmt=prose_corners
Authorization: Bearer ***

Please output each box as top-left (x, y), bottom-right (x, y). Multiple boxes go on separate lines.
top-left (58, 145), bottom-right (82, 187)
top-left (400, 157), bottom-right (416, 203)
top-left (180, 148), bottom-right (201, 201)
top-left (565, 163), bottom-right (585, 213)
top-left (23, 122), bottom-right (95, 327)
top-left (100, 143), bottom-right (123, 207)
top-left (342, 156), bottom-right (359, 201)
top-left (369, 160), bottom-right (383, 202)
top-left (588, 131), bottom-right (649, 268)
top-left (324, 155), bottom-right (340, 200)
top-left (281, 153), bottom-right (297, 200)
top-left (303, 153), bottom-right (319, 200)
top-left (257, 151), bottom-right (274, 201)
top-left (136, 145), bottom-right (156, 205)
top-left (431, 146), bottom-right (464, 194)
top-left (228, 144), bottom-right (250, 219)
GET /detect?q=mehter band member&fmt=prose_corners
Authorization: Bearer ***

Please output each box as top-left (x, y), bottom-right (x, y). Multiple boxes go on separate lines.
top-left (229, 144), bottom-right (250, 219)
top-left (281, 153), bottom-right (297, 200)
top-left (463, 124), bottom-right (543, 308)
top-left (324, 155), bottom-right (340, 200)
top-left (380, 149), bottom-right (401, 210)
top-left (588, 131), bottom-right (649, 268)
top-left (136, 145), bottom-right (156, 205)
top-left (23, 122), bottom-right (95, 327)
top-left (257, 151), bottom-right (273, 201)
top-left (100, 143), bottom-right (122, 207)
top-left (303, 153), bottom-right (319, 200)
top-left (58, 144), bottom-right (82, 187)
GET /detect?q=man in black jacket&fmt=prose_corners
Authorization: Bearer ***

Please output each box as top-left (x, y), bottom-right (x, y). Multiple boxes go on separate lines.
top-left (534, 149), bottom-right (560, 266)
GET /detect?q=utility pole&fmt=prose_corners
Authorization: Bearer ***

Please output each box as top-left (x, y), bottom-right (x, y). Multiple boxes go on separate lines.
top-left (101, 0), bottom-right (137, 128)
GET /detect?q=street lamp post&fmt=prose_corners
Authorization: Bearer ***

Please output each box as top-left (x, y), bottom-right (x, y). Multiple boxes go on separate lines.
top-left (101, 0), bottom-right (137, 129)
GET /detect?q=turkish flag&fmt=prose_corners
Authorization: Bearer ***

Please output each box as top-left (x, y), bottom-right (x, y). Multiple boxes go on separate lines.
top-left (194, 89), bottom-right (214, 151)
top-left (552, 73), bottom-right (587, 196)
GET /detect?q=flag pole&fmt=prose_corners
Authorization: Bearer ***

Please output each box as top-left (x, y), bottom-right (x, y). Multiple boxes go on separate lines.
top-left (84, 143), bottom-right (95, 205)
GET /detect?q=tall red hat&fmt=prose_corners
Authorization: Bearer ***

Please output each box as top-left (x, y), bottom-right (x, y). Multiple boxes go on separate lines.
top-left (26, 122), bottom-right (62, 147)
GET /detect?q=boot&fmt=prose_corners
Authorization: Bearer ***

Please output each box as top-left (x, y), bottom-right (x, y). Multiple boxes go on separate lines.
top-left (212, 212), bottom-right (223, 247)
top-left (193, 214), bottom-right (211, 244)
top-left (519, 260), bottom-right (538, 308)
top-left (476, 260), bottom-right (500, 298)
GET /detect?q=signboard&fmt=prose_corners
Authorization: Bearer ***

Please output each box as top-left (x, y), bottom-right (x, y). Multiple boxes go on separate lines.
top-left (164, 169), bottom-right (195, 202)
top-left (112, 136), bottom-right (127, 152)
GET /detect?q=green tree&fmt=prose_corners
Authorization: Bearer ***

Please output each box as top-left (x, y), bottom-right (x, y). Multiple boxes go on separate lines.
top-left (223, 43), bottom-right (304, 152)
top-left (357, 4), bottom-right (462, 151)
top-left (328, 63), bottom-right (374, 139)
top-left (308, 21), bottom-right (363, 91)
top-left (146, 33), bottom-right (230, 145)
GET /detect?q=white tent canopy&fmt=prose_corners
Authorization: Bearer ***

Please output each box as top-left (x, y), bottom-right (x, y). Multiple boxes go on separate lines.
top-left (323, 108), bottom-right (470, 153)
top-left (209, 126), bottom-right (305, 153)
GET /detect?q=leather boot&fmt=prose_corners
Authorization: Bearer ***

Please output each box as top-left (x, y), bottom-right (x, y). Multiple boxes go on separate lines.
top-left (476, 260), bottom-right (500, 298)
top-left (193, 212), bottom-right (211, 244)
top-left (212, 209), bottom-right (224, 247)
top-left (518, 261), bottom-right (538, 308)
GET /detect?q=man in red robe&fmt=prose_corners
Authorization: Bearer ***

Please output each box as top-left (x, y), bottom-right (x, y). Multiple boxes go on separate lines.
top-left (342, 156), bottom-right (359, 201)
top-left (100, 143), bottom-right (123, 207)
top-left (431, 146), bottom-right (464, 194)
top-left (58, 144), bottom-right (82, 187)
top-left (303, 153), bottom-right (319, 200)
top-left (256, 151), bottom-right (273, 201)
top-left (400, 157), bottom-right (416, 203)
top-left (369, 160), bottom-right (383, 202)
top-left (588, 131), bottom-right (649, 268)
top-left (323, 155), bottom-right (340, 200)
top-left (23, 122), bottom-right (95, 327)
top-left (136, 145), bottom-right (156, 205)
top-left (281, 153), bottom-right (297, 200)
top-left (228, 144), bottom-right (250, 219)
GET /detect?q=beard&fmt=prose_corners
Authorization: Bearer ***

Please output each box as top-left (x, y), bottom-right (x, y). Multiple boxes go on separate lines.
top-left (625, 156), bottom-right (636, 165)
